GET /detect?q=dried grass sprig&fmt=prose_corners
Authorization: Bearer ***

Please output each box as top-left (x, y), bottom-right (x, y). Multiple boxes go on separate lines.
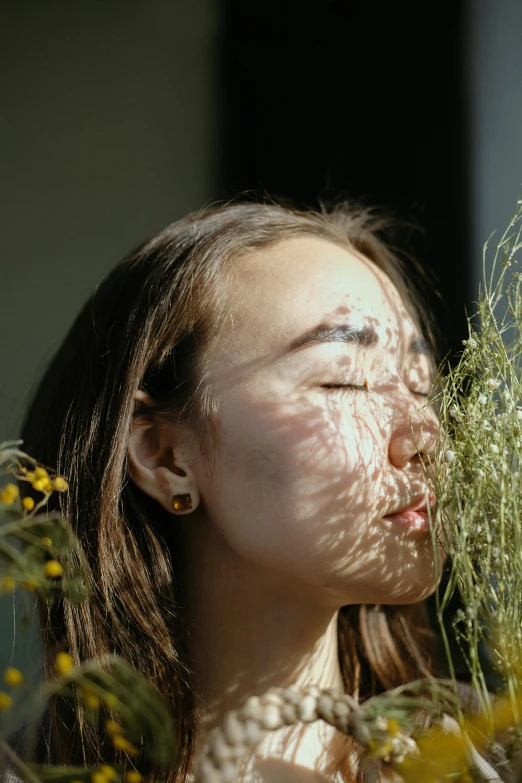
top-left (430, 199), bottom-right (522, 734)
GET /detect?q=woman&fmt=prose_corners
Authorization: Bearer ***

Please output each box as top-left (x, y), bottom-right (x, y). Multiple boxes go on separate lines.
top-left (19, 200), bottom-right (448, 782)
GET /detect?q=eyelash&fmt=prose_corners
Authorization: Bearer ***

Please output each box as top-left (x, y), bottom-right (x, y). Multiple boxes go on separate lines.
top-left (322, 383), bottom-right (369, 392)
top-left (322, 383), bottom-right (430, 398)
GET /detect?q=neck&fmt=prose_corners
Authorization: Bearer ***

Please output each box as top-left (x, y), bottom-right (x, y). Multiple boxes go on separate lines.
top-left (173, 519), bottom-right (345, 749)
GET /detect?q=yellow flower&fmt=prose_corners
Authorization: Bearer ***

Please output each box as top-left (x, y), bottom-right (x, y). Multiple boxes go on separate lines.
top-left (381, 740), bottom-right (394, 756)
top-left (0, 484), bottom-right (19, 504)
top-left (41, 536), bottom-right (53, 547)
top-left (99, 767), bottom-right (117, 781)
top-left (52, 476), bottom-right (69, 492)
top-left (55, 651), bottom-right (74, 676)
top-left (0, 692), bottom-right (13, 711)
top-left (24, 471), bottom-right (36, 482)
top-left (32, 477), bottom-right (53, 493)
top-left (125, 772), bottom-right (142, 783)
top-left (44, 560), bottom-right (63, 578)
top-left (368, 739), bottom-right (394, 759)
top-left (104, 693), bottom-right (119, 708)
top-left (22, 578), bottom-right (38, 591)
top-left (105, 719), bottom-right (122, 736)
top-left (92, 773), bottom-right (108, 783)
top-left (3, 667), bottom-right (23, 687)
top-left (491, 694), bottom-right (518, 734)
top-left (22, 496), bottom-right (35, 511)
top-left (387, 718), bottom-right (401, 737)
top-left (34, 467), bottom-right (48, 479)
top-left (0, 576), bottom-right (15, 592)
top-left (112, 735), bottom-right (139, 756)
top-left (398, 727), bottom-right (468, 783)
top-left (83, 689), bottom-right (101, 709)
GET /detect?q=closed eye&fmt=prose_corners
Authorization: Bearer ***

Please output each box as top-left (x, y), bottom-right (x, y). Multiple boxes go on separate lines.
top-left (321, 383), bottom-right (431, 397)
top-left (321, 383), bottom-right (369, 392)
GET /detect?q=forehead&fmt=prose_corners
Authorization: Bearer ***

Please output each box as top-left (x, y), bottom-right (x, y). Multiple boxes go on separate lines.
top-left (211, 236), bottom-right (417, 363)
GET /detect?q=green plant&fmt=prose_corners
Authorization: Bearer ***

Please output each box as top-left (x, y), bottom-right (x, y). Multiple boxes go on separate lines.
top-left (0, 443), bottom-right (176, 783)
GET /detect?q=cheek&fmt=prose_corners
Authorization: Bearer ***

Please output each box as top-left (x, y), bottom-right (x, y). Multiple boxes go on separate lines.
top-left (219, 390), bottom-right (381, 493)
top-left (199, 389), bottom-right (387, 569)
top-left (197, 389), bottom-right (440, 606)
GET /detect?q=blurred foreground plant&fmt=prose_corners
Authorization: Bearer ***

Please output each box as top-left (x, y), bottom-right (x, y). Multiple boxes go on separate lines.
top-left (0, 440), bottom-right (87, 604)
top-left (0, 443), bottom-right (176, 783)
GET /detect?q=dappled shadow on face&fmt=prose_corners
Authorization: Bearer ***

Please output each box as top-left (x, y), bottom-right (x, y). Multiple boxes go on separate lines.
top-left (204, 297), bottom-right (442, 609)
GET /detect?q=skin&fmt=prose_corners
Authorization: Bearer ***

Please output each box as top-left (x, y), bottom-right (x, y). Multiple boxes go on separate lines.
top-left (127, 236), bottom-right (442, 780)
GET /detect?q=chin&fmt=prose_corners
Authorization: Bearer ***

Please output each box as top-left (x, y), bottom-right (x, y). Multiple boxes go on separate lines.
top-left (379, 574), bottom-right (441, 605)
top-left (339, 570), bottom-right (441, 606)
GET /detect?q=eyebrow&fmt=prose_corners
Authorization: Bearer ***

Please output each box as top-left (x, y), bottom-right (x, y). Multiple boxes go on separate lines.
top-left (285, 323), bottom-right (432, 356)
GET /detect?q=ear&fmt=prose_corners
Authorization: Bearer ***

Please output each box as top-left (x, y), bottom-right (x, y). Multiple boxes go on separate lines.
top-left (127, 390), bottom-right (201, 515)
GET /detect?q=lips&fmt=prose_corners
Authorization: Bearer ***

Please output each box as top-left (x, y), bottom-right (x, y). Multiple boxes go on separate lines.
top-left (382, 493), bottom-right (437, 533)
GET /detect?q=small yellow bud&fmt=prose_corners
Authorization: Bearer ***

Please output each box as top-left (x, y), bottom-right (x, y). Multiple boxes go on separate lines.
top-left (387, 718), bottom-right (401, 737)
top-left (52, 476), bottom-right (69, 492)
top-left (104, 693), bottom-right (119, 708)
top-left (55, 651), bottom-right (74, 676)
top-left (99, 766), bottom-right (117, 781)
top-left (24, 471), bottom-right (36, 482)
top-left (368, 738), bottom-right (394, 759)
top-left (44, 560), bottom-right (63, 578)
top-left (32, 478), bottom-right (47, 492)
top-left (105, 719), bottom-right (122, 736)
top-left (112, 735), bottom-right (139, 756)
top-left (0, 484), bottom-right (19, 504)
top-left (22, 497), bottom-right (35, 511)
top-left (125, 772), bottom-right (142, 783)
top-left (92, 773), bottom-right (108, 783)
top-left (3, 667), bottom-right (24, 687)
top-left (41, 536), bottom-right (53, 547)
top-left (378, 740), bottom-right (394, 758)
top-left (83, 689), bottom-right (101, 709)
top-left (23, 578), bottom-right (38, 591)
top-left (0, 576), bottom-right (15, 592)
top-left (0, 692), bottom-right (13, 711)
top-left (34, 467), bottom-right (48, 479)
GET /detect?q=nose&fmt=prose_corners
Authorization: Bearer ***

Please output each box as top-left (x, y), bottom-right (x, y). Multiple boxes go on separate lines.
top-left (388, 393), bottom-right (440, 470)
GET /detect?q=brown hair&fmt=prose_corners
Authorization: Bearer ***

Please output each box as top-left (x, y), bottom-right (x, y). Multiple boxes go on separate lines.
top-left (20, 200), bottom-right (439, 781)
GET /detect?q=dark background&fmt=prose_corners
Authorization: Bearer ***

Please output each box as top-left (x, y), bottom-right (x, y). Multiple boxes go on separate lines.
top-left (220, 1), bottom-right (469, 360)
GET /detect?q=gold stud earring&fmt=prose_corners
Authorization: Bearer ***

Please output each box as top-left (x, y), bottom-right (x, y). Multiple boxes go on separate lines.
top-left (172, 493), bottom-right (193, 512)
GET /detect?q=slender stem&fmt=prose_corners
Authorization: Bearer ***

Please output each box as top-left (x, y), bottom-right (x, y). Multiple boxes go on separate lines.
top-left (432, 511), bottom-right (462, 721)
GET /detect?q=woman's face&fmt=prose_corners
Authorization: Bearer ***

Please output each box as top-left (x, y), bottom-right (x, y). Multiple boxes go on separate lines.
top-left (191, 236), bottom-right (441, 606)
